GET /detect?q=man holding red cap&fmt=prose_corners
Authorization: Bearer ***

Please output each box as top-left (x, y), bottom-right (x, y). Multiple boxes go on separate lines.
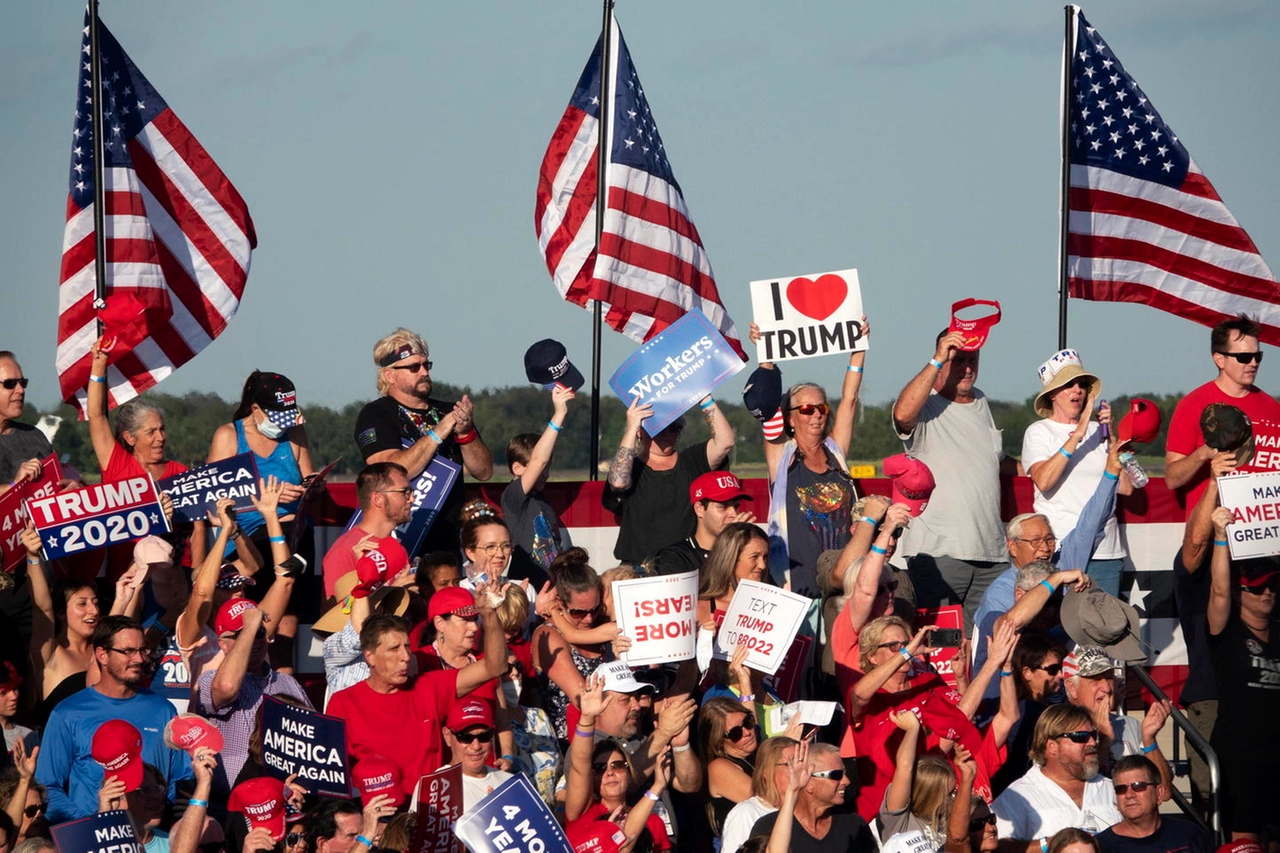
top-left (326, 581), bottom-right (509, 799)
top-left (441, 698), bottom-right (513, 811)
top-left (195, 598), bottom-right (310, 795)
top-left (892, 325), bottom-right (1017, 633)
top-left (652, 472), bottom-right (755, 576)
top-left (321, 462), bottom-right (413, 604)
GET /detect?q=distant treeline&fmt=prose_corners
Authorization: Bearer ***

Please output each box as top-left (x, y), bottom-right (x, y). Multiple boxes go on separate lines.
top-left (29, 385), bottom-right (1184, 479)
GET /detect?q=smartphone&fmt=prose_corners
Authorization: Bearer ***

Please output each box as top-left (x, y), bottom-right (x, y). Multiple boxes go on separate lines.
top-left (277, 554), bottom-right (308, 578)
top-left (929, 628), bottom-right (963, 647)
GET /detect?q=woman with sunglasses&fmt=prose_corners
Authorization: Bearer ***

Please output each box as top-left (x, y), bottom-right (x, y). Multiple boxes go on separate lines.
top-left (0, 740), bottom-right (43, 843)
top-left (1206, 506), bottom-right (1280, 842)
top-left (531, 549), bottom-right (613, 743)
top-left (698, 697), bottom-right (761, 836)
top-left (566, 673), bottom-right (672, 851)
top-left (990, 634), bottom-right (1067, 796)
top-left (747, 318), bottom-right (868, 602)
top-left (1022, 350), bottom-right (1130, 598)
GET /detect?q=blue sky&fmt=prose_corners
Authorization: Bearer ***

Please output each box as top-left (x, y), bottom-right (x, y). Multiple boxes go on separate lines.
top-left (2, 1), bottom-right (1277, 413)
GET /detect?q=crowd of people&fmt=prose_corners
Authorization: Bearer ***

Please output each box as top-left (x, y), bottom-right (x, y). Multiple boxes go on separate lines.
top-left (0, 314), bottom-right (1274, 853)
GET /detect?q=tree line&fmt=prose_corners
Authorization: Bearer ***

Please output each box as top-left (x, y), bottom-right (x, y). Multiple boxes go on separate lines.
top-left (27, 386), bottom-right (1182, 480)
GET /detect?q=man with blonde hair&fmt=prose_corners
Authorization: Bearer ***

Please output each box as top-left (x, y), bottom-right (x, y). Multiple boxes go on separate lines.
top-left (354, 329), bottom-right (493, 555)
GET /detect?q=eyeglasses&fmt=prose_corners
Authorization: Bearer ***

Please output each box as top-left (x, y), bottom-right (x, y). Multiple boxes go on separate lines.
top-left (877, 579), bottom-right (900, 596)
top-left (792, 403), bottom-right (830, 417)
top-left (1055, 729), bottom-right (1099, 744)
top-left (592, 759), bottom-right (629, 773)
top-left (1016, 536), bottom-right (1057, 548)
top-left (0, 378), bottom-right (29, 390)
top-left (23, 802), bottom-right (46, 818)
top-left (1240, 579), bottom-right (1278, 594)
top-left (378, 488), bottom-right (413, 497)
top-left (969, 814), bottom-right (997, 832)
top-left (566, 604), bottom-right (601, 618)
top-left (390, 360), bottom-right (433, 373)
top-left (876, 640), bottom-right (907, 653)
top-left (1217, 351), bottom-right (1263, 365)
top-left (285, 833), bottom-right (305, 848)
top-left (1113, 780), bottom-right (1156, 794)
top-left (454, 729), bottom-right (494, 745)
top-left (478, 543), bottom-right (513, 556)
top-left (107, 647), bottom-right (147, 658)
top-left (725, 717), bottom-right (756, 742)
top-left (1033, 663), bottom-right (1064, 676)
top-left (809, 768), bottom-right (845, 782)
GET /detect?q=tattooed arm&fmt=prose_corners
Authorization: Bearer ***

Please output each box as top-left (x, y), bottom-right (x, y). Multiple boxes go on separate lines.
top-left (702, 396), bottom-right (735, 468)
top-left (607, 397), bottom-right (652, 490)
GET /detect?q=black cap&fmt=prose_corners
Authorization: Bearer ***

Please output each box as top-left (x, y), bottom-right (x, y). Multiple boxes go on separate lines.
top-left (1201, 403), bottom-right (1254, 466)
top-left (523, 339), bottom-right (584, 392)
top-left (742, 365), bottom-right (783, 422)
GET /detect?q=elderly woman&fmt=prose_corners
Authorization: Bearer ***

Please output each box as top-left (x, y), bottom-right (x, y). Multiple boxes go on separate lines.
top-left (746, 320), bottom-right (868, 601)
top-left (86, 337), bottom-right (187, 484)
top-left (1021, 349), bottom-right (1130, 597)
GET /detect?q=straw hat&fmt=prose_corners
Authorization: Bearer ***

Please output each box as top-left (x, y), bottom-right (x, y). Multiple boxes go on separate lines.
top-left (1034, 349), bottom-right (1101, 418)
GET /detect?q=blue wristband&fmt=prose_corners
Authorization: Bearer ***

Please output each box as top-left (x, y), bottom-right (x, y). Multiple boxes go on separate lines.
top-left (1140, 742), bottom-right (1158, 754)
top-left (999, 670), bottom-right (1014, 677)
top-left (547, 420), bottom-right (562, 433)
top-left (860, 515), bottom-right (877, 525)
top-left (1058, 447), bottom-right (1072, 460)
top-left (356, 836), bottom-right (374, 849)
top-left (1039, 579), bottom-right (1055, 594)
top-left (847, 364), bottom-right (863, 373)
top-left (1213, 539), bottom-right (1228, 546)
top-left (268, 536), bottom-right (286, 544)
top-left (89, 374), bottom-right (107, 384)
top-left (427, 429), bottom-right (442, 444)
top-left (188, 798), bottom-right (209, 809)
top-left (928, 358), bottom-right (943, 370)
top-left (870, 544), bottom-right (888, 555)
top-left (700, 398), bottom-right (716, 410)
top-left (1103, 470), bottom-right (1119, 481)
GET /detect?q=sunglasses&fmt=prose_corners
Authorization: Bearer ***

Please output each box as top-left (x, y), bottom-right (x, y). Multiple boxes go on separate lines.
top-left (1113, 781), bottom-right (1156, 794)
top-left (969, 814), bottom-right (997, 832)
top-left (1240, 579), bottom-right (1278, 594)
top-left (23, 802), bottom-right (46, 818)
top-left (391, 360), bottom-right (433, 373)
top-left (877, 579), bottom-right (900, 596)
top-left (876, 640), bottom-right (907, 653)
top-left (1217, 351), bottom-right (1263, 365)
top-left (285, 833), bottom-right (305, 847)
top-left (1033, 663), bottom-right (1064, 676)
top-left (809, 768), bottom-right (845, 782)
top-left (566, 604), bottom-right (601, 618)
top-left (1055, 729), bottom-right (1099, 744)
top-left (592, 759), bottom-right (629, 773)
top-left (454, 729), bottom-right (494, 745)
top-left (792, 403), bottom-right (830, 417)
top-left (1, 378), bottom-right (29, 391)
top-left (725, 717), bottom-right (756, 742)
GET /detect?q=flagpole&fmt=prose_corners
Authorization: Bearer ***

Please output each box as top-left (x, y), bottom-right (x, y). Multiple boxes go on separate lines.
top-left (1057, 5), bottom-right (1075, 349)
top-left (88, 0), bottom-right (108, 335)
top-left (589, 0), bottom-right (615, 481)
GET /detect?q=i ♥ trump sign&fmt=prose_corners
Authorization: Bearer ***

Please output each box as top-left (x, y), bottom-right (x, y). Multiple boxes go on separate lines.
top-left (749, 268), bottom-right (867, 363)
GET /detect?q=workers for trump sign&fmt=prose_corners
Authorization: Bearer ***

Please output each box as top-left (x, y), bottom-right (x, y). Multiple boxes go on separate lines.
top-left (609, 309), bottom-right (746, 437)
top-left (25, 476), bottom-right (169, 561)
top-left (260, 696), bottom-right (349, 796)
top-left (713, 580), bottom-right (811, 675)
top-left (749, 268), bottom-right (867, 363)
top-left (0, 454), bottom-right (63, 572)
top-left (157, 453), bottom-right (260, 524)
top-left (612, 570), bottom-right (699, 666)
top-left (1216, 471), bottom-right (1280, 559)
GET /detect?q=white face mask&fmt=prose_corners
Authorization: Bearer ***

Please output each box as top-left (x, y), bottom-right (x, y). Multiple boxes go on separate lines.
top-left (257, 411), bottom-right (286, 440)
top-left (501, 677), bottom-right (521, 707)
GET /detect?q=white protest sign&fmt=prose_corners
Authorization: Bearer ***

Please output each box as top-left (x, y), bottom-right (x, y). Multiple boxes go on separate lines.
top-left (749, 268), bottom-right (867, 363)
top-left (1217, 471), bottom-right (1280, 559)
top-left (712, 580), bottom-right (810, 675)
top-left (612, 571), bottom-right (698, 666)
top-left (767, 700), bottom-right (838, 732)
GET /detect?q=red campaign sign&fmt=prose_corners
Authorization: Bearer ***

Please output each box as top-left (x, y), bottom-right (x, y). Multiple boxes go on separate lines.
top-left (25, 475), bottom-right (169, 561)
top-left (0, 455), bottom-right (64, 573)
top-left (763, 633), bottom-right (813, 704)
top-left (917, 604), bottom-right (965, 688)
top-left (411, 765), bottom-right (463, 853)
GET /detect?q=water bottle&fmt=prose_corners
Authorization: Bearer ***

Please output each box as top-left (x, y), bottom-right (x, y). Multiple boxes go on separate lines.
top-left (1118, 451), bottom-right (1149, 489)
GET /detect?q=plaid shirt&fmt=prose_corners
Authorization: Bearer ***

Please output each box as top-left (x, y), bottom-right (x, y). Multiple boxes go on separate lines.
top-left (195, 666), bottom-right (310, 793)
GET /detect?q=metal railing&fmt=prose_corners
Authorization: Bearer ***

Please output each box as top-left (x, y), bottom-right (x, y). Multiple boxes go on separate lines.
top-left (1127, 664), bottom-right (1223, 845)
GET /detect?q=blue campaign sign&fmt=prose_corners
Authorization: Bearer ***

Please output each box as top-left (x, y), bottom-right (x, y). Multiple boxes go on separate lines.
top-left (346, 455), bottom-right (461, 556)
top-left (157, 453), bottom-right (260, 524)
top-left (52, 809), bottom-right (144, 853)
top-left (260, 695), bottom-right (349, 797)
top-left (25, 477), bottom-right (170, 561)
top-left (609, 309), bottom-right (746, 436)
top-left (453, 773), bottom-right (570, 853)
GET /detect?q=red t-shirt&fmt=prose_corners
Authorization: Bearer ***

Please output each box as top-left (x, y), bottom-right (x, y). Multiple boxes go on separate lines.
top-left (326, 670), bottom-right (460, 798)
top-left (103, 441), bottom-right (187, 483)
top-left (829, 600), bottom-right (864, 759)
top-left (93, 443), bottom-right (187, 581)
top-left (321, 525), bottom-right (375, 600)
top-left (569, 801), bottom-right (671, 851)
top-left (1166, 380), bottom-right (1280, 513)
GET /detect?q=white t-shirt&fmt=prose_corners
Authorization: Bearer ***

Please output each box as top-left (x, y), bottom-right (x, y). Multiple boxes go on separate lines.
top-left (897, 391), bottom-right (1006, 563)
top-left (993, 763), bottom-right (1122, 840)
top-left (720, 796), bottom-right (774, 853)
top-left (461, 768), bottom-right (514, 813)
top-left (1021, 419), bottom-right (1124, 560)
top-left (881, 828), bottom-right (942, 853)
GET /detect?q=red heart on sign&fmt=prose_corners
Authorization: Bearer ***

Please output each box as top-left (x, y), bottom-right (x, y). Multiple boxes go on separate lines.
top-left (786, 274), bottom-right (847, 322)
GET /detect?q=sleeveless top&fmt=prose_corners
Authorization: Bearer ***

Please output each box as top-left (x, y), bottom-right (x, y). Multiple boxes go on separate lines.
top-left (232, 419), bottom-right (302, 536)
top-left (538, 639), bottom-right (610, 739)
top-left (709, 753), bottom-right (756, 836)
top-left (39, 670), bottom-right (87, 722)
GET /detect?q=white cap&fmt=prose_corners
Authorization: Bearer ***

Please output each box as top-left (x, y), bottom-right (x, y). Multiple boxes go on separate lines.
top-left (598, 661), bottom-right (656, 695)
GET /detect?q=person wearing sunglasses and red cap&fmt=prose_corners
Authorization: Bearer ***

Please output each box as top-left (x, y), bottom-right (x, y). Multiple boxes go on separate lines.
top-left (1206, 506), bottom-right (1280, 843)
top-left (440, 699), bottom-right (512, 812)
top-left (1166, 314), bottom-right (1280, 509)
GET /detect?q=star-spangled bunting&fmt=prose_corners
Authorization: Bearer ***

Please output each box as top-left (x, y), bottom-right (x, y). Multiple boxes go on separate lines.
top-left (535, 16), bottom-right (745, 359)
top-left (1065, 9), bottom-right (1279, 340)
top-left (57, 7), bottom-right (256, 413)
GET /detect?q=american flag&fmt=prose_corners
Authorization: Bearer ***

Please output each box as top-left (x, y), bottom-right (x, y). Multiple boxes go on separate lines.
top-left (535, 17), bottom-right (744, 358)
top-left (1066, 10), bottom-right (1278, 340)
top-left (57, 9), bottom-right (256, 412)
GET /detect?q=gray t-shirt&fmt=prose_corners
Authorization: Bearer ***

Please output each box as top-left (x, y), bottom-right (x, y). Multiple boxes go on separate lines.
top-left (896, 390), bottom-right (1005, 562)
top-left (0, 423), bottom-right (52, 484)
